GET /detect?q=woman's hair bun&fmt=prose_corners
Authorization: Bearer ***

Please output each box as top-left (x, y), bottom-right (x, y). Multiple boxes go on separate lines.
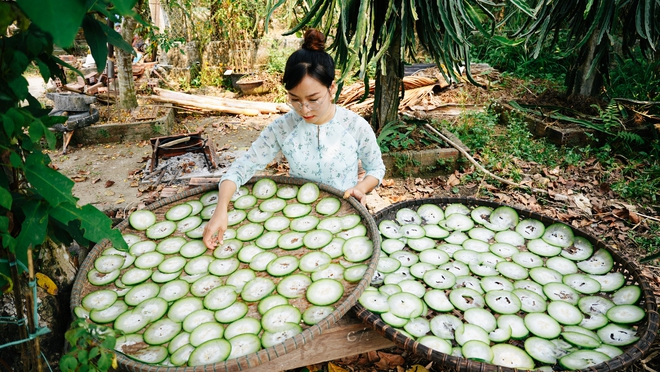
top-left (302, 29), bottom-right (326, 52)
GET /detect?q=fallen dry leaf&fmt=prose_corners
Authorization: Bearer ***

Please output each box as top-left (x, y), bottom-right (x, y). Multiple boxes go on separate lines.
top-left (629, 211), bottom-right (641, 224)
top-left (105, 180), bottom-right (115, 188)
top-left (92, 177), bottom-right (101, 184)
top-left (78, 170), bottom-right (90, 175)
top-left (104, 190), bottom-right (115, 196)
top-left (381, 179), bottom-right (395, 187)
top-left (35, 272), bottom-right (58, 295)
top-left (72, 176), bottom-right (87, 182)
top-left (446, 174), bottom-right (460, 187)
top-left (327, 362), bottom-right (349, 372)
top-left (573, 194), bottom-right (593, 215)
top-left (374, 352), bottom-right (405, 370)
top-left (494, 193), bottom-right (511, 203)
top-left (406, 365), bottom-right (430, 372)
top-left (130, 181), bottom-right (139, 187)
top-left (115, 198), bottom-right (125, 204)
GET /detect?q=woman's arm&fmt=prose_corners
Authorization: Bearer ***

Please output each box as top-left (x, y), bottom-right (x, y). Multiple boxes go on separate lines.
top-left (202, 180), bottom-right (237, 249)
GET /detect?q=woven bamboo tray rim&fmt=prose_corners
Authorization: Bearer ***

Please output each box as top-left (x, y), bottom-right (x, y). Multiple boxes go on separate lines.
top-left (355, 197), bottom-right (658, 372)
top-left (70, 176), bottom-right (382, 372)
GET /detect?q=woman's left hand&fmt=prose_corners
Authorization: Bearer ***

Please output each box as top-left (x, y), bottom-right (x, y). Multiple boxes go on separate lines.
top-left (343, 187), bottom-right (367, 205)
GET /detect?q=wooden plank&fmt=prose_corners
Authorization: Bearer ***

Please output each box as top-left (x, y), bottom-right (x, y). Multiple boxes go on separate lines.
top-left (247, 311), bottom-right (394, 372)
top-left (188, 177), bottom-right (221, 186)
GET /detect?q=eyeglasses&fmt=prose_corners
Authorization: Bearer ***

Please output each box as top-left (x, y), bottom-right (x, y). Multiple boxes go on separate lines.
top-left (286, 90), bottom-right (330, 111)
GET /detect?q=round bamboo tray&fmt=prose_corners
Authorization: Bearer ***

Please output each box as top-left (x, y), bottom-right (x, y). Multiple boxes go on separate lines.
top-left (70, 176), bottom-right (381, 371)
top-left (355, 197), bottom-right (658, 372)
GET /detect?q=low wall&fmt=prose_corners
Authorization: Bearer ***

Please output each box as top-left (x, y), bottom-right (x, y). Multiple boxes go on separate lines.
top-left (72, 107), bottom-right (175, 144)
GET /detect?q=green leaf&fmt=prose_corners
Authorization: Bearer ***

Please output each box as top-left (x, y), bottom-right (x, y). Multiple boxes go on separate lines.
top-left (98, 21), bottom-right (134, 55)
top-left (26, 32), bottom-right (46, 57)
top-left (0, 187), bottom-right (11, 210)
top-left (10, 51), bottom-right (29, 75)
top-left (9, 152), bottom-right (23, 169)
top-left (0, 263), bottom-right (13, 294)
top-left (35, 59), bottom-right (51, 83)
top-left (0, 216), bottom-right (9, 232)
top-left (16, 0), bottom-right (87, 47)
top-left (2, 234), bottom-right (16, 251)
top-left (88, 346), bottom-right (99, 361)
top-left (43, 122), bottom-right (57, 149)
top-left (24, 153), bottom-right (76, 207)
top-left (101, 335), bottom-right (116, 349)
top-left (2, 114), bottom-right (15, 138)
top-left (106, 0), bottom-right (138, 16)
top-left (6, 108), bottom-right (25, 128)
top-left (14, 199), bottom-right (48, 270)
top-left (0, 3), bottom-right (16, 33)
top-left (509, 0), bottom-right (535, 18)
top-left (50, 202), bottom-right (127, 249)
top-left (59, 354), bottom-right (79, 372)
top-left (8, 76), bottom-right (29, 101)
top-left (52, 55), bottom-right (85, 80)
top-left (77, 348), bottom-right (89, 364)
top-left (82, 15), bottom-right (108, 73)
top-left (492, 35), bottom-right (525, 47)
top-left (28, 118), bottom-right (44, 143)
top-left (28, 118), bottom-right (57, 149)
top-left (97, 352), bottom-right (112, 370)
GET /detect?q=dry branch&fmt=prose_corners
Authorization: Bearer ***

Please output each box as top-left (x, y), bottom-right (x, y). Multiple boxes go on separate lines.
top-left (147, 95), bottom-right (262, 116)
top-left (152, 88), bottom-right (290, 115)
top-left (422, 122), bottom-right (552, 195)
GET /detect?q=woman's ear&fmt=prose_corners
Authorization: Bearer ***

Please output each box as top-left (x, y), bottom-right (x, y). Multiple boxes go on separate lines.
top-left (330, 81), bottom-right (338, 98)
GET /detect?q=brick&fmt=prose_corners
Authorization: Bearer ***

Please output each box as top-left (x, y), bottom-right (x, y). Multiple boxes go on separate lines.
top-left (84, 82), bottom-right (103, 95)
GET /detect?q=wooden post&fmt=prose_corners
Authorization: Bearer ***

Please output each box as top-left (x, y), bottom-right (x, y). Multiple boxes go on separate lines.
top-left (26, 248), bottom-right (43, 372)
top-left (7, 251), bottom-right (32, 371)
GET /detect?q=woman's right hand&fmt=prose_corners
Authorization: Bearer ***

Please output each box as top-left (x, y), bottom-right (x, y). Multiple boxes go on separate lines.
top-left (203, 207), bottom-right (228, 250)
top-left (203, 180), bottom-right (238, 249)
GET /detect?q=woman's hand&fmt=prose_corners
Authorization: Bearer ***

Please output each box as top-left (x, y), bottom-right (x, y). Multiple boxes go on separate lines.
top-left (202, 180), bottom-right (237, 250)
top-left (343, 175), bottom-right (380, 206)
top-left (202, 208), bottom-right (228, 249)
top-left (343, 187), bottom-right (367, 205)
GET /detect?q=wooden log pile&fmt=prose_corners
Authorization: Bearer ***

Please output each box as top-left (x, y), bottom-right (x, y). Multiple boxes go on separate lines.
top-left (147, 88), bottom-right (291, 116)
top-left (338, 75), bottom-right (449, 113)
top-left (337, 64), bottom-right (495, 114)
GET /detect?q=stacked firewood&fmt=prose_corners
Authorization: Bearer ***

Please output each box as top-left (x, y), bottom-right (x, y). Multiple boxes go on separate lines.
top-left (338, 73), bottom-right (451, 113)
top-left (148, 88), bottom-right (291, 116)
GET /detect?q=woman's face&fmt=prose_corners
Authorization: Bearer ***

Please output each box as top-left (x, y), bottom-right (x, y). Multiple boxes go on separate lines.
top-left (287, 75), bottom-right (336, 125)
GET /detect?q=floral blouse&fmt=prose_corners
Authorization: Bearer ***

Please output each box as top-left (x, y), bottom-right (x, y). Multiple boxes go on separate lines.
top-left (221, 106), bottom-right (386, 191)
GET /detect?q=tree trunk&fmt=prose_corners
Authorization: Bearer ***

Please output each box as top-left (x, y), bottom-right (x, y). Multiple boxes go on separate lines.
top-left (371, 21), bottom-right (402, 133)
top-left (117, 17), bottom-right (139, 110)
top-left (566, 29), bottom-right (604, 97)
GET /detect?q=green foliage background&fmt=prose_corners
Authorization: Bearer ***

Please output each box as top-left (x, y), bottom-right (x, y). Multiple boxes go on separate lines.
top-left (0, 1), bottom-right (138, 291)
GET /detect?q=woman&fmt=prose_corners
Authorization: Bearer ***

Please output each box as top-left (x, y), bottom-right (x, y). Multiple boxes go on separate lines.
top-left (203, 29), bottom-right (386, 250)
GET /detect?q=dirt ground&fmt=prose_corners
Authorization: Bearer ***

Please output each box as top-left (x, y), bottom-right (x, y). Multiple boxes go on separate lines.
top-left (45, 113), bottom-right (273, 214)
